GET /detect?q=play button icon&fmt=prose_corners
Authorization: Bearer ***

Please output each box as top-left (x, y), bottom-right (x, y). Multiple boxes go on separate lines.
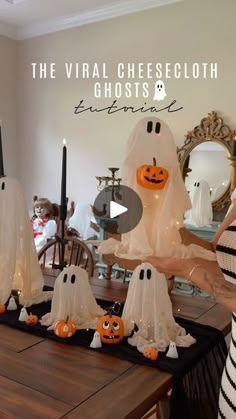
top-left (93, 185), bottom-right (143, 235)
top-left (110, 201), bottom-right (128, 218)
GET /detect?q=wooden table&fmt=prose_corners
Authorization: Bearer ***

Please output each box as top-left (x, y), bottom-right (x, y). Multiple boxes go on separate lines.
top-left (0, 276), bottom-right (232, 419)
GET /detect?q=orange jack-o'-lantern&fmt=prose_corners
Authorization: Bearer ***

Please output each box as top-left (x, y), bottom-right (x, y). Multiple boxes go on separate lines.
top-left (25, 313), bottom-right (38, 326)
top-left (137, 157), bottom-right (169, 190)
top-left (54, 317), bottom-right (77, 338)
top-left (0, 304), bottom-right (6, 314)
top-left (97, 314), bottom-right (124, 344)
top-left (143, 347), bottom-right (159, 361)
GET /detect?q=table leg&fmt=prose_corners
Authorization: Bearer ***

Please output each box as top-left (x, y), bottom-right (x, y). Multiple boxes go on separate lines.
top-left (159, 396), bottom-right (170, 419)
top-left (105, 264), bottom-right (113, 280)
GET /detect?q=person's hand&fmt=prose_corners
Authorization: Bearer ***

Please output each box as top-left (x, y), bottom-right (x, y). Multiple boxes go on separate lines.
top-left (211, 239), bottom-right (217, 252)
top-left (147, 256), bottom-right (193, 280)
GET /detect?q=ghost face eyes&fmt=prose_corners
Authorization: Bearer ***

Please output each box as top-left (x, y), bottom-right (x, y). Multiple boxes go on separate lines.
top-left (139, 268), bottom-right (152, 280)
top-left (146, 121), bottom-right (161, 134)
top-left (1, 181), bottom-right (5, 190)
top-left (194, 182), bottom-right (200, 187)
top-left (62, 273), bottom-right (77, 284)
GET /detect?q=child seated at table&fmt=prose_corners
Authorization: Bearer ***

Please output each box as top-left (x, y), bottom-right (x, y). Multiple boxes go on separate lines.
top-left (31, 198), bottom-right (57, 253)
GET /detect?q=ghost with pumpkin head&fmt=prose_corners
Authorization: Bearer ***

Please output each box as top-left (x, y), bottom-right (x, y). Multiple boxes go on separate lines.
top-left (98, 116), bottom-right (216, 260)
top-left (97, 117), bottom-right (217, 355)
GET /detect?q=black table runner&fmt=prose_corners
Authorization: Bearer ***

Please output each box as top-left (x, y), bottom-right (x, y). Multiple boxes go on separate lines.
top-left (0, 298), bottom-right (227, 419)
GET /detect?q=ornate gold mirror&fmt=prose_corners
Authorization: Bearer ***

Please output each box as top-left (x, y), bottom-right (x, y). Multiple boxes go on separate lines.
top-left (177, 111), bottom-right (236, 218)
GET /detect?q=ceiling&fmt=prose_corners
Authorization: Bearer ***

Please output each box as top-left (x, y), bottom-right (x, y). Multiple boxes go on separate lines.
top-left (0, 0), bottom-right (182, 40)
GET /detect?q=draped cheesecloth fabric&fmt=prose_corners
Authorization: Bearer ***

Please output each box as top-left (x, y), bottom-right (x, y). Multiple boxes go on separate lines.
top-left (69, 203), bottom-right (99, 240)
top-left (0, 176), bottom-right (52, 306)
top-left (98, 117), bottom-right (215, 260)
top-left (41, 266), bottom-right (105, 329)
top-left (122, 263), bottom-right (196, 353)
top-left (185, 179), bottom-right (213, 227)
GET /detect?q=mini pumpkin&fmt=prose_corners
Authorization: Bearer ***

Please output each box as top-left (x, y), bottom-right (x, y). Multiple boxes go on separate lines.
top-left (143, 347), bottom-right (159, 361)
top-left (97, 313), bottom-right (124, 344)
top-left (54, 317), bottom-right (77, 338)
top-left (0, 304), bottom-right (6, 314)
top-left (25, 313), bottom-right (38, 326)
top-left (137, 157), bottom-right (169, 190)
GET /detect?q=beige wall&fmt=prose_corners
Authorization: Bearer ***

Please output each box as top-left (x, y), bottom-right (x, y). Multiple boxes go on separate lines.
top-left (15, 0), bottom-right (236, 208)
top-left (0, 36), bottom-right (17, 176)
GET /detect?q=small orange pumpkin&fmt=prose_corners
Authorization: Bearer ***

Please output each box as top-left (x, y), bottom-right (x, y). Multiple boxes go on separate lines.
top-left (97, 314), bottom-right (124, 344)
top-left (0, 304), bottom-right (6, 314)
top-left (143, 347), bottom-right (159, 361)
top-left (54, 317), bottom-right (77, 338)
top-left (137, 157), bottom-right (169, 190)
top-left (25, 313), bottom-right (38, 326)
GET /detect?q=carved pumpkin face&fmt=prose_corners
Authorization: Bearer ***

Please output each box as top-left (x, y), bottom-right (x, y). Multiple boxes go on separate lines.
top-left (97, 314), bottom-right (124, 344)
top-left (25, 313), bottom-right (38, 326)
top-left (137, 158), bottom-right (169, 190)
top-left (143, 347), bottom-right (159, 361)
top-left (54, 317), bottom-right (77, 338)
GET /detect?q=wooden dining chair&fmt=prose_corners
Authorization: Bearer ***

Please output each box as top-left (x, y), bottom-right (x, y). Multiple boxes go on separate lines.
top-left (38, 236), bottom-right (94, 279)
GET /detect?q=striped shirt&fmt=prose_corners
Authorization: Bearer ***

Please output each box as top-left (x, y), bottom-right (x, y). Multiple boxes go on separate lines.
top-left (216, 220), bottom-right (236, 418)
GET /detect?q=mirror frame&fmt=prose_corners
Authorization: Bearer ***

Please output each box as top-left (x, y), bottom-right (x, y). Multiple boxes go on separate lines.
top-left (177, 111), bottom-right (236, 212)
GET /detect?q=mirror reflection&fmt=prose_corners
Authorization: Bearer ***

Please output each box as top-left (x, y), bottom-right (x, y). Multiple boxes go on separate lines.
top-left (185, 179), bottom-right (213, 227)
top-left (185, 142), bottom-right (231, 203)
top-left (177, 111), bottom-right (236, 222)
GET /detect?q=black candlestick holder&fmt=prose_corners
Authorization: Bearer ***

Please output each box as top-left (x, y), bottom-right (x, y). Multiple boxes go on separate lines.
top-left (96, 167), bottom-right (122, 191)
top-left (51, 204), bottom-right (68, 271)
